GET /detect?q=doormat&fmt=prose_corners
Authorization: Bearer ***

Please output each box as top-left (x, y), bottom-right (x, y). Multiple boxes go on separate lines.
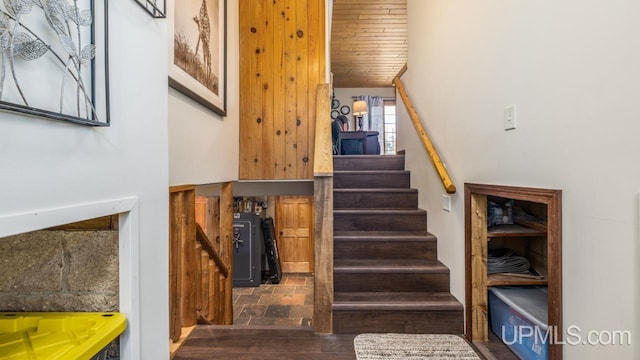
top-left (354, 333), bottom-right (481, 360)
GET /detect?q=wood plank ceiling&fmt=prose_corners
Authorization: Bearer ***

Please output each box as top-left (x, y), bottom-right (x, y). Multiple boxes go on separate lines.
top-left (331, 0), bottom-right (407, 88)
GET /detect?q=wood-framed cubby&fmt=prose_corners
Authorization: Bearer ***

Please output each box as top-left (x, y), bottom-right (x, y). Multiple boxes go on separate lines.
top-left (464, 183), bottom-right (562, 360)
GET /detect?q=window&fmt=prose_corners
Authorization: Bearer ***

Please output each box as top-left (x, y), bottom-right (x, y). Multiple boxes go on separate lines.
top-left (383, 100), bottom-right (397, 154)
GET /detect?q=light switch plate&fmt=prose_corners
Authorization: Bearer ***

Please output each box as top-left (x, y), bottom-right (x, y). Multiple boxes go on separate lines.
top-left (442, 194), bottom-right (451, 212)
top-left (504, 104), bottom-right (517, 130)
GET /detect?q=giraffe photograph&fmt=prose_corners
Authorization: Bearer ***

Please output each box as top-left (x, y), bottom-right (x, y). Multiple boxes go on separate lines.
top-left (170, 0), bottom-right (226, 115)
top-left (174, 0), bottom-right (220, 94)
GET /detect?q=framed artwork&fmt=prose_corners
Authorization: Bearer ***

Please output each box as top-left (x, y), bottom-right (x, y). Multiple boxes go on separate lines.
top-left (0, 0), bottom-right (110, 126)
top-left (134, 0), bottom-right (166, 18)
top-left (168, 0), bottom-right (226, 116)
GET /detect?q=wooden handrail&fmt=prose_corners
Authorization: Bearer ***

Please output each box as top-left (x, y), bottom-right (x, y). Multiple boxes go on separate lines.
top-left (313, 83), bottom-right (333, 176)
top-left (196, 224), bottom-right (230, 278)
top-left (394, 67), bottom-right (456, 194)
top-left (392, 63), bottom-right (408, 85)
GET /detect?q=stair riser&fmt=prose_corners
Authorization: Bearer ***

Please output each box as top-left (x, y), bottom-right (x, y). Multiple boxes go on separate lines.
top-left (334, 191), bottom-right (418, 209)
top-left (334, 240), bottom-right (437, 260)
top-left (334, 173), bottom-right (410, 189)
top-left (334, 156), bottom-right (405, 171)
top-left (334, 273), bottom-right (450, 292)
top-left (333, 310), bottom-right (464, 334)
top-left (334, 213), bottom-right (427, 232)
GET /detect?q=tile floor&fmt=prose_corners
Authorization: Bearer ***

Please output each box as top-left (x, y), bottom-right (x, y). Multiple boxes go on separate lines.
top-left (232, 273), bottom-right (314, 327)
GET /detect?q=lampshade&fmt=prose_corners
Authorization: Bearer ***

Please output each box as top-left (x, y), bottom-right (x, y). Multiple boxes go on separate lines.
top-left (353, 100), bottom-right (367, 116)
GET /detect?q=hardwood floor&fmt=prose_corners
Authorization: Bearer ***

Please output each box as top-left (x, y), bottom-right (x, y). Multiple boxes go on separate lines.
top-left (173, 326), bottom-right (356, 360)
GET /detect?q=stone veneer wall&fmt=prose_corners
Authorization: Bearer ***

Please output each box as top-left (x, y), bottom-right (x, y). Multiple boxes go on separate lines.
top-left (0, 230), bottom-right (118, 312)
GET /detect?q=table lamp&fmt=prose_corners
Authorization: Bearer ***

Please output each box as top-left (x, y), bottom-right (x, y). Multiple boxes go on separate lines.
top-left (353, 100), bottom-right (367, 131)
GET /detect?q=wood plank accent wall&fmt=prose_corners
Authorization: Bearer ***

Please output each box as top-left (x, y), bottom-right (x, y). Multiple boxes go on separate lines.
top-left (239, 0), bottom-right (326, 180)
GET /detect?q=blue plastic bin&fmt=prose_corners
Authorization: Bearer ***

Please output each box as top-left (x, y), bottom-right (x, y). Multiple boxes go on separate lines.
top-left (489, 286), bottom-right (549, 360)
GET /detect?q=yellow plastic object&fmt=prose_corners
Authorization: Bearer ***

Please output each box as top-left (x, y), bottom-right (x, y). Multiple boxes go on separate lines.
top-left (0, 312), bottom-right (126, 360)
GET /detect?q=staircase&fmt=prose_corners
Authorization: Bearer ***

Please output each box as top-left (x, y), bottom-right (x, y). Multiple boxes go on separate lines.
top-left (332, 154), bottom-right (464, 334)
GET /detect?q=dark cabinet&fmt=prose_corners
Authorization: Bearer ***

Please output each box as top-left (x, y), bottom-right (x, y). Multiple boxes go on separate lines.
top-left (232, 213), bottom-right (262, 287)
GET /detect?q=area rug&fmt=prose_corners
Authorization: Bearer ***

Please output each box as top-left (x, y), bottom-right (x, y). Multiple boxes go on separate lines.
top-left (354, 333), bottom-right (481, 360)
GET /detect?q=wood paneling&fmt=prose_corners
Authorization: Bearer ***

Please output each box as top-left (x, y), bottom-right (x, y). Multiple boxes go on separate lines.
top-left (331, 0), bottom-right (407, 88)
top-left (240, 0), bottom-right (326, 180)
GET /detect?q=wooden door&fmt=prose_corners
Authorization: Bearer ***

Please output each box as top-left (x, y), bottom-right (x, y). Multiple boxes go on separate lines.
top-left (276, 196), bottom-right (314, 273)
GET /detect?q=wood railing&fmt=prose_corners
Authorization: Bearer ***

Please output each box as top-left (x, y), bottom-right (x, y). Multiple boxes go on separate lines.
top-left (194, 224), bottom-right (229, 324)
top-left (169, 184), bottom-right (233, 355)
top-left (393, 64), bottom-right (457, 194)
top-left (313, 83), bottom-right (334, 333)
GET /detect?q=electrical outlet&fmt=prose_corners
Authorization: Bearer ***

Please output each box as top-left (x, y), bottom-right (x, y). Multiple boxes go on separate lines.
top-left (504, 104), bottom-right (517, 130)
top-left (442, 194), bottom-right (451, 212)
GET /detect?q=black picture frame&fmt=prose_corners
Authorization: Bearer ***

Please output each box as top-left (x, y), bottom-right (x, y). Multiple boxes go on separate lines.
top-left (0, 0), bottom-right (110, 126)
top-left (169, 0), bottom-right (227, 116)
top-left (134, 0), bottom-right (166, 18)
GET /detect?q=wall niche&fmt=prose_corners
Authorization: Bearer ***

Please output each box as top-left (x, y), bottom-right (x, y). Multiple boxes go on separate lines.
top-left (465, 183), bottom-right (562, 360)
top-left (0, 215), bottom-right (119, 312)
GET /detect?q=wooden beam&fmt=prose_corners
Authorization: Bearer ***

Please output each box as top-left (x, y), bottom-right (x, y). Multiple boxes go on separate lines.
top-left (47, 215), bottom-right (119, 231)
top-left (180, 188), bottom-right (197, 327)
top-left (169, 191), bottom-right (183, 342)
top-left (313, 84), bottom-right (332, 176)
top-left (219, 182), bottom-right (234, 325)
top-left (313, 176), bottom-right (333, 333)
top-left (394, 77), bottom-right (456, 194)
top-left (470, 193), bottom-right (488, 342)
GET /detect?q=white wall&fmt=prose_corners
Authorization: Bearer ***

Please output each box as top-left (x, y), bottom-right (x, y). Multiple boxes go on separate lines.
top-left (333, 87), bottom-right (395, 130)
top-left (168, 1), bottom-right (240, 186)
top-left (0, 1), bottom-right (169, 359)
top-left (400, 1), bottom-right (640, 359)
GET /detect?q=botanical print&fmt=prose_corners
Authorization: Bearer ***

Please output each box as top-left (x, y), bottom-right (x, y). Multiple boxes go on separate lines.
top-left (174, 0), bottom-right (219, 95)
top-left (0, 0), bottom-right (102, 124)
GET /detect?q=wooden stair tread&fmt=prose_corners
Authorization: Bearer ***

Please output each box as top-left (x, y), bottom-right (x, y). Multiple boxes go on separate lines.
top-left (334, 155), bottom-right (404, 160)
top-left (334, 209), bottom-right (426, 215)
top-left (333, 292), bottom-right (463, 311)
top-left (334, 170), bottom-right (410, 175)
top-left (334, 259), bottom-right (449, 273)
top-left (334, 230), bottom-right (435, 241)
top-left (334, 188), bottom-right (418, 193)
top-left (334, 230), bottom-right (431, 237)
